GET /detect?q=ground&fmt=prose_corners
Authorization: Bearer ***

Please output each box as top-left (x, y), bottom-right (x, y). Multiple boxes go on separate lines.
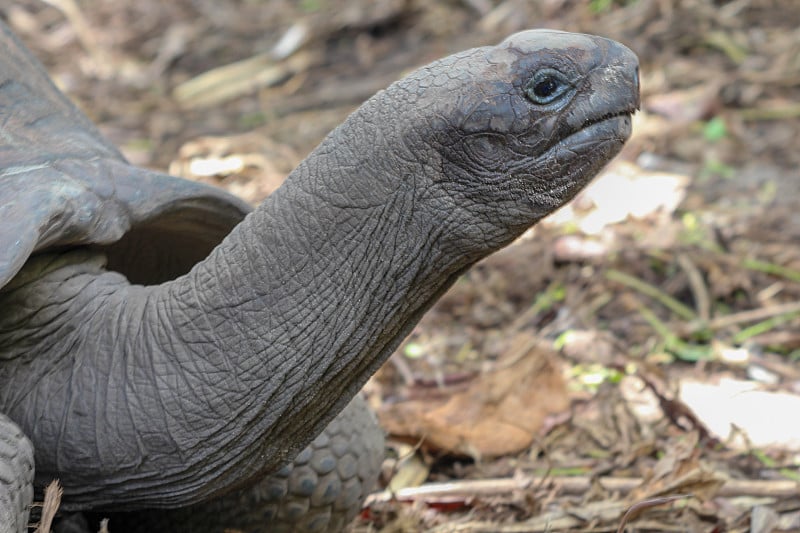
top-left (5, 0), bottom-right (800, 531)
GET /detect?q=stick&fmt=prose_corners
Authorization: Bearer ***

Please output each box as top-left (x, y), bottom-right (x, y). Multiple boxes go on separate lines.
top-left (365, 475), bottom-right (800, 504)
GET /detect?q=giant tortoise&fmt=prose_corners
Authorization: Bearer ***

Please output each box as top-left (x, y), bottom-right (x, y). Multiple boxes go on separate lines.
top-left (0, 19), bottom-right (639, 532)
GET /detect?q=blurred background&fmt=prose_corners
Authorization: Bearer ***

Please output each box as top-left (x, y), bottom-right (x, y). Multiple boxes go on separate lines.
top-left (4, 1), bottom-right (799, 531)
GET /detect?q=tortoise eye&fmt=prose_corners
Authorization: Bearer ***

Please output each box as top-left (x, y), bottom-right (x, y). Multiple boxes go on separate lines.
top-left (524, 69), bottom-right (572, 105)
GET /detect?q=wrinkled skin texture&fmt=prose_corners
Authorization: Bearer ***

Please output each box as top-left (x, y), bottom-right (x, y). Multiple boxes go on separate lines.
top-left (0, 21), bottom-right (639, 532)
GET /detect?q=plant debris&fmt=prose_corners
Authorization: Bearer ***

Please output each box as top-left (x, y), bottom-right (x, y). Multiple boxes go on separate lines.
top-left (8, 0), bottom-right (799, 531)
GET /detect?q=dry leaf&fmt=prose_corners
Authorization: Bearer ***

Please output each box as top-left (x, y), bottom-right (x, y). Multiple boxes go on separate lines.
top-left (629, 432), bottom-right (724, 503)
top-left (379, 334), bottom-right (569, 458)
top-left (33, 479), bottom-right (62, 533)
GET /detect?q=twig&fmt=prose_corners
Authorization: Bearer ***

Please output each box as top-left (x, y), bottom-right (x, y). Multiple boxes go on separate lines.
top-left (617, 494), bottom-right (690, 533)
top-left (271, 22), bottom-right (310, 60)
top-left (33, 480), bottom-right (62, 533)
top-left (637, 304), bottom-right (711, 361)
top-left (681, 301), bottom-right (800, 336)
top-left (40, 0), bottom-right (113, 77)
top-left (748, 331), bottom-right (800, 353)
top-left (172, 51), bottom-right (314, 109)
top-left (508, 280), bottom-right (566, 332)
top-left (704, 31), bottom-right (748, 64)
top-left (365, 475), bottom-right (799, 504)
top-left (606, 269), bottom-right (697, 321)
top-left (676, 253), bottom-right (710, 322)
top-left (637, 371), bottom-right (712, 440)
top-left (738, 103), bottom-right (800, 121)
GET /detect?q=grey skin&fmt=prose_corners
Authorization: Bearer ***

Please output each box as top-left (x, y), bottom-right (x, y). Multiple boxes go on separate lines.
top-left (0, 20), bottom-right (639, 533)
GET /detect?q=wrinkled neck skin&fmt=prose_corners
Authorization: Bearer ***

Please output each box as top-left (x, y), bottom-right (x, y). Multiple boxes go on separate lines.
top-left (0, 86), bottom-right (528, 510)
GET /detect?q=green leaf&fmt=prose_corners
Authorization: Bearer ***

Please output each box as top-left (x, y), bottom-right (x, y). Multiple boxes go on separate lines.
top-left (403, 342), bottom-right (425, 359)
top-left (702, 117), bottom-right (728, 142)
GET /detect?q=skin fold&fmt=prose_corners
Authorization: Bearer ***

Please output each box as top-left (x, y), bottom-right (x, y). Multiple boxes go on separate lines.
top-left (0, 24), bottom-right (639, 531)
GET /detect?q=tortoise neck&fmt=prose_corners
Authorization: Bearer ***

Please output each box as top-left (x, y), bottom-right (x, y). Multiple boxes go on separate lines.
top-left (170, 144), bottom-right (458, 423)
top-left (155, 118), bottom-right (470, 494)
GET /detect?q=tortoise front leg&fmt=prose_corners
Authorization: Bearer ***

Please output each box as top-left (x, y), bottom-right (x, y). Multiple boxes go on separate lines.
top-left (0, 414), bottom-right (34, 533)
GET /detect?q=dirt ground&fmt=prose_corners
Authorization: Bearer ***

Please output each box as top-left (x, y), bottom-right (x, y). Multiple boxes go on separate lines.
top-left (5, 0), bottom-right (800, 531)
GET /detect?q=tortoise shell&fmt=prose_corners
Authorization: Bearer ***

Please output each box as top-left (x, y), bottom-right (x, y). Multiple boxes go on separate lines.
top-left (0, 21), bottom-right (250, 289)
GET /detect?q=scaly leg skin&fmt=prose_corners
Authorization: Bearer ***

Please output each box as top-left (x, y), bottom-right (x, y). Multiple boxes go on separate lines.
top-left (0, 414), bottom-right (34, 533)
top-left (91, 395), bottom-right (383, 533)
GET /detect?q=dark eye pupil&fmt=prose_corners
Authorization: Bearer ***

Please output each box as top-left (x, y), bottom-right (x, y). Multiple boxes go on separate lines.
top-left (524, 70), bottom-right (570, 105)
top-left (534, 77), bottom-right (558, 98)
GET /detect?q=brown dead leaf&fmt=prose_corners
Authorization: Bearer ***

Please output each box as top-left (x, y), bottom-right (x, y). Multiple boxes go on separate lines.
top-left (379, 333), bottom-right (569, 458)
top-left (629, 431), bottom-right (724, 504)
top-left (649, 430), bottom-right (701, 482)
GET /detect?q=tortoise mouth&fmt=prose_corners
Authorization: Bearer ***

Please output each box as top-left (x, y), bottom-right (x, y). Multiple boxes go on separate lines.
top-left (530, 112), bottom-right (633, 206)
top-left (586, 108), bottom-right (636, 128)
top-left (558, 111), bottom-right (633, 154)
